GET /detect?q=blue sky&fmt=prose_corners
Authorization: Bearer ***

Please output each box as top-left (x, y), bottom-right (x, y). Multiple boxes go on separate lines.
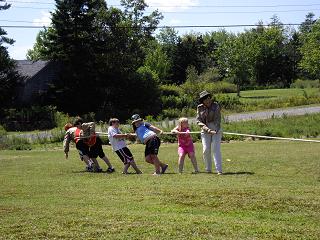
top-left (1, 0), bottom-right (319, 60)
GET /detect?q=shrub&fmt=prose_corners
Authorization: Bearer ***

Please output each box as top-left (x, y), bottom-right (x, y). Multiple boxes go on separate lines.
top-left (215, 95), bottom-right (242, 110)
top-left (54, 111), bottom-right (73, 128)
top-left (0, 125), bottom-right (6, 136)
top-left (50, 128), bottom-right (65, 143)
top-left (0, 136), bottom-right (32, 150)
top-left (291, 79), bottom-right (320, 89)
top-left (206, 81), bottom-right (237, 94)
top-left (160, 84), bottom-right (180, 96)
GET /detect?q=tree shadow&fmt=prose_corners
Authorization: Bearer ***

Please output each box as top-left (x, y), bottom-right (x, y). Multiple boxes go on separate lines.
top-left (222, 171), bottom-right (255, 175)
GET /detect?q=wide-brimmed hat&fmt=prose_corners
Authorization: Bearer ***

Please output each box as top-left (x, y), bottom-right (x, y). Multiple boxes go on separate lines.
top-left (131, 114), bottom-right (143, 124)
top-left (199, 90), bottom-right (212, 103)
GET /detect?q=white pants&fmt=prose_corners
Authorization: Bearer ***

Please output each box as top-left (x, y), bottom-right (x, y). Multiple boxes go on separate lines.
top-left (201, 127), bottom-right (222, 173)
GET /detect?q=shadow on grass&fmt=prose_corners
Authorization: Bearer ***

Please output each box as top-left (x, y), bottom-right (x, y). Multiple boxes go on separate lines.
top-left (71, 170), bottom-right (112, 174)
top-left (222, 171), bottom-right (255, 175)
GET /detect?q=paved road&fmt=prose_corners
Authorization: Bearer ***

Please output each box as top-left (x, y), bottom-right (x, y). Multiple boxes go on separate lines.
top-left (225, 105), bottom-right (320, 122)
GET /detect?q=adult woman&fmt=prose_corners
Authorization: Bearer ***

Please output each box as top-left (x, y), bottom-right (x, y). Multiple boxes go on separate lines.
top-left (196, 90), bottom-right (223, 175)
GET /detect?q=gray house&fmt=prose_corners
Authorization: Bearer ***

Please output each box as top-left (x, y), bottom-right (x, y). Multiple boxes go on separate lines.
top-left (15, 60), bottom-right (60, 105)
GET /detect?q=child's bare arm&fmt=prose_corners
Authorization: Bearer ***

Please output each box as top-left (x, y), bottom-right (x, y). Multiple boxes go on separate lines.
top-left (113, 133), bottom-right (129, 139)
top-left (149, 125), bottom-right (163, 134)
top-left (171, 126), bottom-right (179, 133)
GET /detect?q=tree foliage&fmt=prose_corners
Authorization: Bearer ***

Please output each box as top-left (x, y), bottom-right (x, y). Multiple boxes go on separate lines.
top-left (24, 9), bottom-right (320, 120)
top-left (300, 20), bottom-right (320, 78)
top-left (0, 1), bottom-right (21, 110)
top-left (25, 0), bottom-right (162, 120)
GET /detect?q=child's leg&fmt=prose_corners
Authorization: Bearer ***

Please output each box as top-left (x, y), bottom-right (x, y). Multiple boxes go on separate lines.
top-left (101, 156), bottom-right (113, 169)
top-left (130, 161), bottom-right (142, 174)
top-left (82, 155), bottom-right (91, 166)
top-left (145, 155), bottom-right (154, 164)
top-left (150, 154), bottom-right (161, 174)
top-left (178, 153), bottom-right (186, 173)
top-left (95, 137), bottom-right (113, 169)
top-left (91, 158), bottom-right (101, 171)
top-left (122, 163), bottom-right (130, 174)
top-left (188, 152), bottom-right (199, 172)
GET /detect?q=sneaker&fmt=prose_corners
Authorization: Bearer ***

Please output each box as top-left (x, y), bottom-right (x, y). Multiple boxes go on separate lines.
top-left (107, 167), bottom-right (115, 173)
top-left (85, 166), bottom-right (93, 172)
top-left (217, 172), bottom-right (223, 175)
top-left (94, 168), bottom-right (103, 173)
top-left (161, 164), bottom-right (168, 174)
top-left (153, 172), bottom-right (161, 176)
top-left (192, 170), bottom-right (199, 174)
top-left (136, 171), bottom-right (143, 174)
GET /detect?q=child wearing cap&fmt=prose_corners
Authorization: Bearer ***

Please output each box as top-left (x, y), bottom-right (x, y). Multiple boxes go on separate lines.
top-left (108, 118), bottom-right (142, 174)
top-left (171, 117), bottom-right (199, 174)
top-left (131, 114), bottom-right (168, 175)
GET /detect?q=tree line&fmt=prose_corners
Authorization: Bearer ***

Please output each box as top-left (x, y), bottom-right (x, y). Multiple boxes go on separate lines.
top-left (1, 0), bottom-right (320, 122)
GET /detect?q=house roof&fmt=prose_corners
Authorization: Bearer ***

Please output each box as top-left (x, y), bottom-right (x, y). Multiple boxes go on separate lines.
top-left (15, 60), bottom-right (49, 78)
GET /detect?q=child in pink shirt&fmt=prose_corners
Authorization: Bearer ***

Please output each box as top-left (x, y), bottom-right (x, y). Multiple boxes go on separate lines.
top-left (171, 118), bottom-right (199, 174)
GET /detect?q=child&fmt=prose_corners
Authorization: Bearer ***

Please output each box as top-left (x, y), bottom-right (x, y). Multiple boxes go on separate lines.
top-left (131, 114), bottom-right (168, 175)
top-left (107, 118), bottom-right (142, 174)
top-left (64, 118), bottom-right (115, 173)
top-left (171, 117), bottom-right (199, 174)
top-left (64, 123), bottom-right (94, 172)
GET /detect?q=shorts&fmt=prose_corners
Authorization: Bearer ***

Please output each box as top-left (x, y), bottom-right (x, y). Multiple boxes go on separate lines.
top-left (145, 136), bottom-right (161, 157)
top-left (88, 137), bottom-right (106, 159)
top-left (76, 140), bottom-right (90, 157)
top-left (115, 147), bottom-right (134, 165)
top-left (178, 144), bottom-right (195, 156)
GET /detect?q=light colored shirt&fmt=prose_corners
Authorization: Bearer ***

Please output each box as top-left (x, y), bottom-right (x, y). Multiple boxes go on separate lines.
top-left (63, 126), bottom-right (77, 153)
top-left (196, 102), bottom-right (221, 133)
top-left (63, 122), bottom-right (95, 153)
top-left (108, 126), bottom-right (127, 151)
top-left (135, 122), bottom-right (156, 143)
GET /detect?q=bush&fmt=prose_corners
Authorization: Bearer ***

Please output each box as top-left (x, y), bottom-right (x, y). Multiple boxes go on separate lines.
top-left (160, 84), bottom-right (180, 96)
top-left (50, 128), bottom-right (65, 143)
top-left (2, 106), bottom-right (57, 131)
top-left (215, 95), bottom-right (242, 110)
top-left (0, 136), bottom-right (32, 150)
top-left (0, 125), bottom-right (6, 136)
top-left (291, 79), bottom-right (320, 89)
top-left (54, 111), bottom-right (73, 128)
top-left (206, 81), bottom-right (237, 94)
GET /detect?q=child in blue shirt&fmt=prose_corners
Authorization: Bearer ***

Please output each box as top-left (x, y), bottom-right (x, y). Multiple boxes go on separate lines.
top-left (131, 114), bottom-right (168, 175)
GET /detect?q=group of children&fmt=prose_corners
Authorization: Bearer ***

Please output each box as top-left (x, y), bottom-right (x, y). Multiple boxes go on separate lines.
top-left (63, 114), bottom-right (200, 175)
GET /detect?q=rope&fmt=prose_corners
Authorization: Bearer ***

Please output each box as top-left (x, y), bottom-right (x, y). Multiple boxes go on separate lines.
top-left (95, 131), bottom-right (320, 143)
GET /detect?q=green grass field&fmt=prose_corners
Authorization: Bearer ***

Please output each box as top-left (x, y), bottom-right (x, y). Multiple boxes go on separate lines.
top-left (0, 141), bottom-right (319, 239)
top-left (226, 88), bottom-right (320, 103)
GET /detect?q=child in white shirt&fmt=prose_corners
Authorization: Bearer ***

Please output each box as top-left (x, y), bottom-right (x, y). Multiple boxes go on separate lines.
top-left (107, 118), bottom-right (142, 174)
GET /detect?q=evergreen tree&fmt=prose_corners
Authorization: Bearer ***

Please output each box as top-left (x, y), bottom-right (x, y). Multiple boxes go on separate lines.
top-left (0, 1), bottom-right (21, 110)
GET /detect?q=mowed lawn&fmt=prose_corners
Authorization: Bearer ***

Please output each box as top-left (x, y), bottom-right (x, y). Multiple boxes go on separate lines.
top-left (225, 88), bottom-right (320, 103)
top-left (0, 141), bottom-right (319, 239)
